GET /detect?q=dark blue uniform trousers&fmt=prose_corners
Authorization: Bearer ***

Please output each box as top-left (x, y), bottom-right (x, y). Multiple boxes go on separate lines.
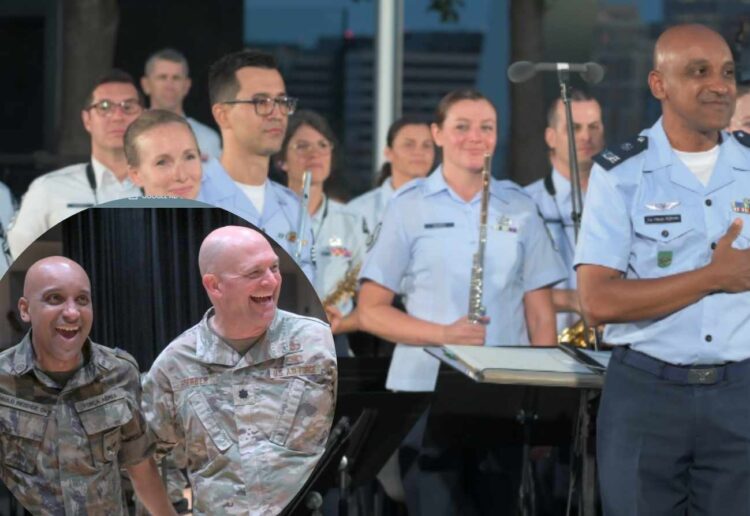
top-left (598, 349), bottom-right (750, 515)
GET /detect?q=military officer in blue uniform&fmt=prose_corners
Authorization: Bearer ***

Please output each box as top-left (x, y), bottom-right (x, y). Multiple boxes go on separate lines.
top-left (525, 91), bottom-right (605, 332)
top-left (576, 24), bottom-right (750, 515)
top-left (347, 116), bottom-right (435, 242)
top-left (359, 88), bottom-right (565, 515)
top-left (198, 158), bottom-right (315, 280)
top-left (197, 49), bottom-right (314, 280)
top-left (273, 110), bottom-right (367, 355)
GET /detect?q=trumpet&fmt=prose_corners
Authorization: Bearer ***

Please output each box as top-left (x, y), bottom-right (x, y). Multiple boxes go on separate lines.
top-left (468, 154), bottom-right (491, 323)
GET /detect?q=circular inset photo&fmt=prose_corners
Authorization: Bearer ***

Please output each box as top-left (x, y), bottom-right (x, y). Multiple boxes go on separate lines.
top-left (0, 203), bottom-right (336, 515)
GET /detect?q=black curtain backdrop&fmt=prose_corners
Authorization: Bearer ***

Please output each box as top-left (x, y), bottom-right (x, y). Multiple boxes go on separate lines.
top-left (61, 206), bottom-right (312, 371)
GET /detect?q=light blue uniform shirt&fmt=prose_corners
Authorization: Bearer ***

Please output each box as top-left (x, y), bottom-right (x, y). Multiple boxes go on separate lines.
top-left (575, 118), bottom-right (750, 365)
top-left (361, 167), bottom-right (566, 391)
top-left (311, 196), bottom-right (367, 314)
top-left (0, 182), bottom-right (15, 277)
top-left (197, 158), bottom-right (315, 282)
top-left (346, 179), bottom-right (396, 240)
top-left (526, 169), bottom-right (578, 331)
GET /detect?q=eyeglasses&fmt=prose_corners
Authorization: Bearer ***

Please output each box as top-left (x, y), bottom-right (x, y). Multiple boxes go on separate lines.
top-left (86, 99), bottom-right (142, 117)
top-left (223, 96), bottom-right (298, 116)
top-left (291, 140), bottom-right (334, 154)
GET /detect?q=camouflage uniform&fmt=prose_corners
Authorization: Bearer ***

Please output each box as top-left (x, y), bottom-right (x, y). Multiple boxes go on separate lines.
top-left (142, 308), bottom-right (337, 516)
top-left (0, 332), bottom-right (153, 515)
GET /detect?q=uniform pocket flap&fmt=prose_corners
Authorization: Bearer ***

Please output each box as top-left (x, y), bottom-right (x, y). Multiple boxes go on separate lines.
top-left (634, 214), bottom-right (693, 242)
top-left (0, 405), bottom-right (46, 441)
top-left (188, 391), bottom-right (233, 452)
top-left (77, 398), bottom-right (133, 435)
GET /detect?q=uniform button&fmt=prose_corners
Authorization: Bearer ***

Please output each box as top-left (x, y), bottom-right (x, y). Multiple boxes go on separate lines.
top-left (705, 334), bottom-right (713, 342)
top-left (705, 199), bottom-right (712, 206)
top-left (239, 389), bottom-right (248, 399)
top-left (711, 242), bottom-right (717, 250)
top-left (661, 230), bottom-right (669, 237)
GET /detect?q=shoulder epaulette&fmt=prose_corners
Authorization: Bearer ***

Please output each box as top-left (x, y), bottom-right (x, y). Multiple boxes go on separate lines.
top-left (496, 179), bottom-right (526, 194)
top-left (113, 347), bottom-right (140, 371)
top-left (268, 180), bottom-right (296, 199)
top-left (392, 177), bottom-right (424, 199)
top-left (732, 130), bottom-right (750, 148)
top-left (593, 135), bottom-right (648, 171)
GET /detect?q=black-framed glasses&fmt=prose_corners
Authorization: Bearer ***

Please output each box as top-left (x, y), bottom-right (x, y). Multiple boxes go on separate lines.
top-left (223, 96), bottom-right (298, 116)
top-left (86, 99), bottom-right (142, 117)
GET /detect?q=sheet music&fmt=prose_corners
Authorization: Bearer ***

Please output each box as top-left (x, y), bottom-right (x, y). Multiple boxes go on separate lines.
top-left (443, 345), bottom-right (596, 375)
top-left (579, 349), bottom-right (612, 369)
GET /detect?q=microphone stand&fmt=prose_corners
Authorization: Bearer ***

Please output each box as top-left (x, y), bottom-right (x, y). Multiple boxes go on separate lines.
top-left (557, 68), bottom-right (600, 353)
top-left (557, 68), bottom-right (600, 516)
top-left (558, 69), bottom-right (584, 243)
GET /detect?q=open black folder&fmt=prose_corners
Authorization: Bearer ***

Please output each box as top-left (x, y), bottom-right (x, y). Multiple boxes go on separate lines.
top-left (425, 344), bottom-right (610, 388)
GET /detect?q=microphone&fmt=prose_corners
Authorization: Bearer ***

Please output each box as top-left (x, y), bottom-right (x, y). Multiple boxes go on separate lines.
top-left (507, 61), bottom-right (605, 84)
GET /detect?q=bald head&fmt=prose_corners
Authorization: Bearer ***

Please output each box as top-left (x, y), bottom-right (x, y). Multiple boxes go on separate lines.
top-left (648, 23), bottom-right (736, 146)
top-left (24, 256), bottom-right (90, 298)
top-left (19, 256), bottom-right (93, 372)
top-left (199, 226), bottom-right (282, 339)
top-left (199, 226), bottom-right (273, 276)
top-left (654, 24), bottom-right (731, 72)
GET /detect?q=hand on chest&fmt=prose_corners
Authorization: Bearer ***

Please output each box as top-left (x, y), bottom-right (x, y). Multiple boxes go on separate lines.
top-left (631, 179), bottom-right (750, 274)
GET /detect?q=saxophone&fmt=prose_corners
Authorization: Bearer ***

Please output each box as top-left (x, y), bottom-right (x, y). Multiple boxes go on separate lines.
top-left (294, 170), bottom-right (312, 261)
top-left (468, 154), bottom-right (491, 323)
top-left (323, 263), bottom-right (362, 307)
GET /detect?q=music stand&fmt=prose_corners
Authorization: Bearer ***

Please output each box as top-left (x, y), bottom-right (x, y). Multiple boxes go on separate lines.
top-left (335, 391), bottom-right (431, 491)
top-left (334, 357), bottom-right (432, 514)
top-left (281, 415), bottom-right (356, 516)
top-left (425, 346), bottom-right (606, 516)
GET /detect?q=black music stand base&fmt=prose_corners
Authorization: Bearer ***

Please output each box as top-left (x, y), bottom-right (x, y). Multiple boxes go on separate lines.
top-left (425, 364), bottom-right (598, 516)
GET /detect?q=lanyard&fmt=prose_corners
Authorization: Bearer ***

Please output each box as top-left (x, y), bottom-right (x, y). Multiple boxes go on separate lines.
top-left (85, 162), bottom-right (99, 204)
top-left (543, 172), bottom-right (575, 256)
top-left (67, 162), bottom-right (98, 209)
top-left (312, 195), bottom-right (330, 243)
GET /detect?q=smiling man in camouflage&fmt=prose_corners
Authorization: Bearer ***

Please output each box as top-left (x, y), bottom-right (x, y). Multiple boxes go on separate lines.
top-left (142, 226), bottom-right (336, 515)
top-left (0, 256), bottom-right (175, 515)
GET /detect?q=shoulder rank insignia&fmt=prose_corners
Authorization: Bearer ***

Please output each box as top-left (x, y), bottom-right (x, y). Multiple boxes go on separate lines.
top-left (593, 135), bottom-right (648, 171)
top-left (732, 130), bottom-right (750, 148)
top-left (113, 347), bottom-right (139, 370)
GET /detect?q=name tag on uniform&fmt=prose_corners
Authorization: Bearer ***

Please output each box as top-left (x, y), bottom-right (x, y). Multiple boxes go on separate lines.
top-left (75, 390), bottom-right (126, 412)
top-left (175, 376), bottom-right (219, 392)
top-left (424, 222), bottom-right (454, 229)
top-left (0, 393), bottom-right (49, 416)
top-left (67, 203), bottom-right (95, 208)
top-left (269, 365), bottom-right (324, 378)
top-left (644, 215), bottom-right (681, 224)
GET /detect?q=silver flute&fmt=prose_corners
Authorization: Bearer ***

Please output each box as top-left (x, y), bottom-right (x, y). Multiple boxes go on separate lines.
top-left (468, 154), bottom-right (491, 323)
top-left (294, 170), bottom-right (312, 261)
